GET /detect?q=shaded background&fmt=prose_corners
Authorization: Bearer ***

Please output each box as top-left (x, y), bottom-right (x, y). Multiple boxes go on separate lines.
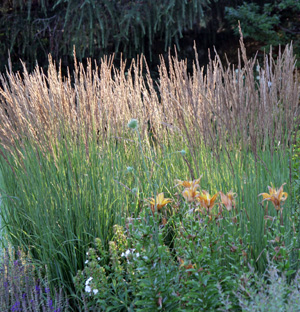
top-left (0, 0), bottom-right (299, 75)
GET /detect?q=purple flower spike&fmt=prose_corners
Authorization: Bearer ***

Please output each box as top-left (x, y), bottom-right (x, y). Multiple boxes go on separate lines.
top-left (48, 299), bottom-right (54, 309)
top-left (35, 284), bottom-right (41, 294)
top-left (11, 301), bottom-right (21, 311)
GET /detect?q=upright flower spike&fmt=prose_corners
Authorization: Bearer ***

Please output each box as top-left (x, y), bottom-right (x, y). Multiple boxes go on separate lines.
top-left (197, 190), bottom-right (219, 212)
top-left (220, 190), bottom-right (237, 212)
top-left (259, 183), bottom-right (288, 211)
top-left (148, 192), bottom-right (172, 213)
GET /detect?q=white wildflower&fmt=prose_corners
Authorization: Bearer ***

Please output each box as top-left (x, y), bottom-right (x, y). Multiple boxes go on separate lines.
top-left (85, 277), bottom-right (93, 285)
top-left (85, 285), bottom-right (91, 293)
top-left (85, 260), bottom-right (89, 264)
top-left (93, 289), bottom-right (99, 295)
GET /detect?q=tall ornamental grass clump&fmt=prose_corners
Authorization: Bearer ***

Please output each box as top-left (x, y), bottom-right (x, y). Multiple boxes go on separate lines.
top-left (0, 36), bottom-right (299, 299)
top-left (0, 137), bottom-right (134, 293)
top-left (0, 134), bottom-right (296, 297)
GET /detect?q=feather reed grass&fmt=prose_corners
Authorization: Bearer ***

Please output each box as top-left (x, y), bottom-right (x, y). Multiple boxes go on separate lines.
top-left (0, 39), bottom-right (298, 159)
top-left (0, 36), bottom-right (299, 304)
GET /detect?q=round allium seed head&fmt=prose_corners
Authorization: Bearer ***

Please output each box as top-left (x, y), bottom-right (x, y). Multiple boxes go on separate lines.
top-left (128, 119), bottom-right (138, 130)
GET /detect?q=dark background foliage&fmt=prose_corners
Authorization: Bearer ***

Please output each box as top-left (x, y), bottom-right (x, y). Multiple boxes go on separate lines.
top-left (0, 0), bottom-right (299, 74)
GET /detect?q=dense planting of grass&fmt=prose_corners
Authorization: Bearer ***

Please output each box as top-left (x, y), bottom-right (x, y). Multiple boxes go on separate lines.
top-left (0, 36), bottom-right (299, 310)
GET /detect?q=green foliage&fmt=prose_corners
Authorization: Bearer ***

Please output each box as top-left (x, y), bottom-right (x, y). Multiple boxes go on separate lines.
top-left (75, 181), bottom-right (300, 310)
top-left (292, 127), bottom-right (300, 204)
top-left (225, 1), bottom-right (300, 55)
top-left (0, 128), bottom-right (296, 299)
top-left (75, 211), bottom-right (241, 311)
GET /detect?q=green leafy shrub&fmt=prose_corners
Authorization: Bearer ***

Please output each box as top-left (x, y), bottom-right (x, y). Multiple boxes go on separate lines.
top-left (74, 182), bottom-right (299, 310)
top-left (75, 208), bottom-right (242, 311)
top-left (225, 1), bottom-right (300, 58)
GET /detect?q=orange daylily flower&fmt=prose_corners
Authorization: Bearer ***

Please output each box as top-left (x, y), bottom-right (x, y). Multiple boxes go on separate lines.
top-left (148, 192), bottom-right (172, 213)
top-left (220, 190), bottom-right (237, 212)
top-left (182, 185), bottom-right (200, 202)
top-left (197, 190), bottom-right (219, 211)
top-left (174, 176), bottom-right (202, 189)
top-left (259, 183), bottom-right (288, 211)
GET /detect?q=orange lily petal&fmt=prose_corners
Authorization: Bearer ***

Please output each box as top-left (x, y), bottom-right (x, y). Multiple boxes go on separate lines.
top-left (210, 193), bottom-right (219, 207)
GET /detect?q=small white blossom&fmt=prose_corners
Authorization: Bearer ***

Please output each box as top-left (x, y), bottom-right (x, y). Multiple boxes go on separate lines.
top-left (97, 257), bottom-right (101, 261)
top-left (135, 252), bottom-right (140, 258)
top-left (85, 277), bottom-right (93, 285)
top-left (122, 249), bottom-right (136, 258)
top-left (85, 260), bottom-right (89, 264)
top-left (85, 285), bottom-right (91, 293)
top-left (93, 289), bottom-right (99, 295)
top-left (268, 81), bottom-right (272, 88)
